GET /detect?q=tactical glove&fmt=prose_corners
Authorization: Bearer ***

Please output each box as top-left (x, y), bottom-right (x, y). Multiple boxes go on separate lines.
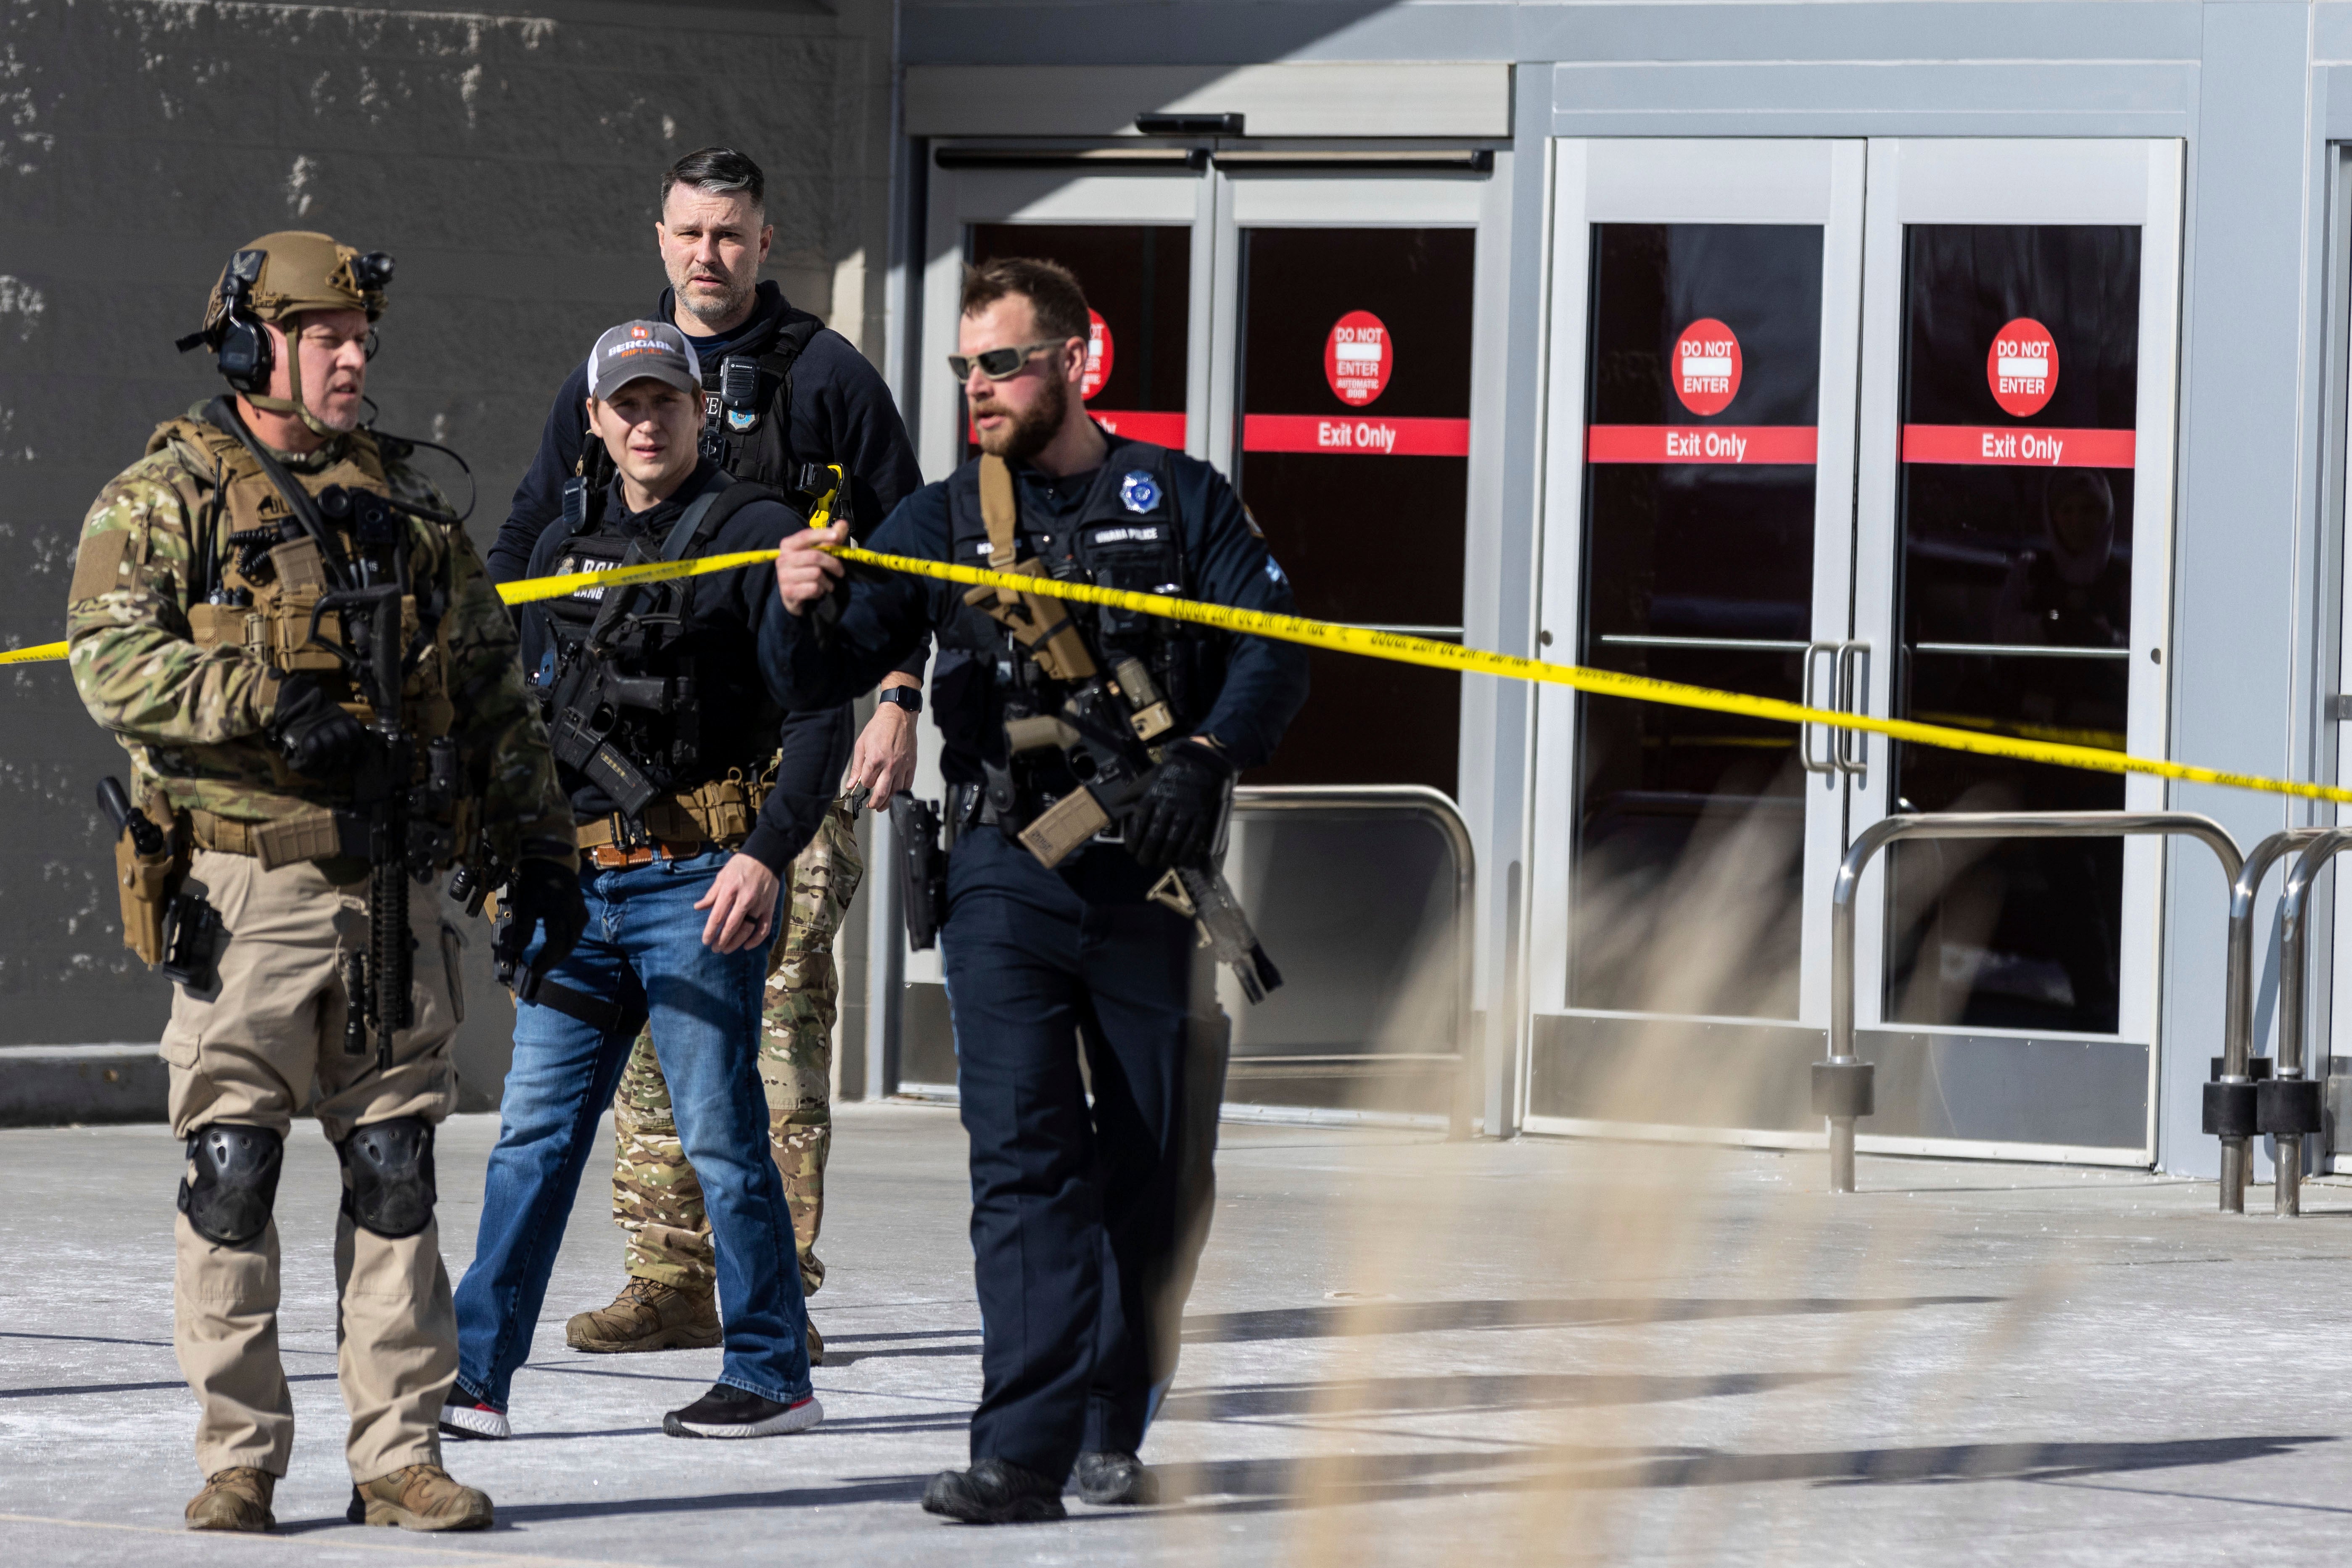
top-left (1125, 738), bottom-right (1235, 872)
top-left (267, 671), bottom-right (368, 778)
top-left (494, 854), bottom-right (589, 984)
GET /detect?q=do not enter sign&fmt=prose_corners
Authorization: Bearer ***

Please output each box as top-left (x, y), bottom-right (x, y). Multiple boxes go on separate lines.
top-left (1082, 309), bottom-right (1113, 401)
top-left (1325, 311), bottom-right (1391, 407)
top-left (1672, 319), bottom-right (1742, 416)
top-left (1988, 318), bottom-right (2058, 417)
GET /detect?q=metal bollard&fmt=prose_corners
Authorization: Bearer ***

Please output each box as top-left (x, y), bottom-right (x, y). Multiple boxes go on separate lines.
top-left (2266, 831), bottom-right (2349, 1216)
top-left (2213, 829), bottom-right (2328, 1213)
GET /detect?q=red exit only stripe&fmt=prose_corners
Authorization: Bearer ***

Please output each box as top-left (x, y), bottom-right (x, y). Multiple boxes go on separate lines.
top-left (1901, 425), bottom-right (2136, 468)
top-left (970, 411), bottom-right (1191, 447)
top-left (1587, 425), bottom-right (1819, 465)
top-left (1243, 414), bottom-right (1470, 457)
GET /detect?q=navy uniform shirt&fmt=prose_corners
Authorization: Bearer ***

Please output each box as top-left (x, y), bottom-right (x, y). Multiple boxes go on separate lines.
top-left (761, 440), bottom-right (1309, 787)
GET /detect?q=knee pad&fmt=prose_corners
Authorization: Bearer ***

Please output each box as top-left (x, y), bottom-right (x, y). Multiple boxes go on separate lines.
top-left (178, 1124), bottom-right (285, 1247)
top-left (338, 1116), bottom-right (437, 1238)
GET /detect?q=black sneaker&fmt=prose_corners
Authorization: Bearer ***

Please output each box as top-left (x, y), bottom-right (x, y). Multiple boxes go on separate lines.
top-left (921, 1457), bottom-right (1067, 1524)
top-left (1074, 1450), bottom-right (1159, 1505)
top-left (661, 1383), bottom-right (824, 1439)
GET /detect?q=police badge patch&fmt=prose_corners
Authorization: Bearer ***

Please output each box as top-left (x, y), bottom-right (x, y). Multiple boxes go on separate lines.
top-left (726, 408), bottom-right (759, 432)
top-left (1119, 470), bottom-right (1160, 513)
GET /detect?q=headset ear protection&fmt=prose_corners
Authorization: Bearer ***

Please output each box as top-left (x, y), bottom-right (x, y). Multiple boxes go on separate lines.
top-left (175, 248), bottom-right (273, 394)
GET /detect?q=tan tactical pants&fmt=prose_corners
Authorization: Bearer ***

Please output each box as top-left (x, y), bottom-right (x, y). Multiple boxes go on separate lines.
top-left (162, 849), bottom-right (463, 1484)
top-left (611, 799), bottom-right (862, 1297)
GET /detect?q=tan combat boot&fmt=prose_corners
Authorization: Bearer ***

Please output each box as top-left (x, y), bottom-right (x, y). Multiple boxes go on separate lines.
top-left (807, 1319), bottom-right (824, 1366)
top-left (349, 1464), bottom-right (493, 1531)
top-left (564, 1277), bottom-right (720, 1353)
top-left (186, 1467), bottom-right (275, 1532)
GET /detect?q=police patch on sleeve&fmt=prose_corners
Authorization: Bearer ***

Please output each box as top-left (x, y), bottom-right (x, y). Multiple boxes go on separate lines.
top-left (1119, 470), bottom-right (1161, 513)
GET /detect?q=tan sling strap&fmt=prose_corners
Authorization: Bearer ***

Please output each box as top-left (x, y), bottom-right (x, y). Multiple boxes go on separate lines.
top-left (964, 454), bottom-right (1097, 681)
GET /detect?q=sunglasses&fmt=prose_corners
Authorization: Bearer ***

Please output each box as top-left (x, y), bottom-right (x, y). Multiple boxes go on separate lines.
top-left (946, 340), bottom-right (1067, 382)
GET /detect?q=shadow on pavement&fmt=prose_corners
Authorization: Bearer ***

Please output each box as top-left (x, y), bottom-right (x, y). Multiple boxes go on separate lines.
top-left (1181, 1295), bottom-right (2000, 1344)
top-left (1160, 1370), bottom-right (1839, 1421)
top-left (1151, 1433), bottom-right (2337, 1515)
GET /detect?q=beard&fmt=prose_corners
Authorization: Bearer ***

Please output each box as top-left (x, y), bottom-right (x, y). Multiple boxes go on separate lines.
top-left (972, 373), bottom-right (1066, 462)
top-left (678, 270), bottom-right (755, 327)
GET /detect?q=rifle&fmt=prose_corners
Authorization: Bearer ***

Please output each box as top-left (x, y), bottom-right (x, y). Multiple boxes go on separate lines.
top-left (1008, 665), bottom-right (1283, 1006)
top-left (1147, 863), bottom-right (1284, 1005)
top-left (306, 486), bottom-right (463, 1072)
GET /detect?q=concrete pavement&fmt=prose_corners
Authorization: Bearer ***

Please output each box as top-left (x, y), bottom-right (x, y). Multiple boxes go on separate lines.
top-left (6, 1103), bottom-right (2352, 1563)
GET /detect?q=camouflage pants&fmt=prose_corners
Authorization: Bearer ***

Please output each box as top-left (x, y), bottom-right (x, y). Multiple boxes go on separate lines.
top-left (611, 799), bottom-right (863, 1298)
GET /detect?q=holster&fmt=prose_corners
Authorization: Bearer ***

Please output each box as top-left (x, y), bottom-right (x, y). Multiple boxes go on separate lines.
top-left (113, 809), bottom-right (180, 966)
top-left (892, 794), bottom-right (947, 951)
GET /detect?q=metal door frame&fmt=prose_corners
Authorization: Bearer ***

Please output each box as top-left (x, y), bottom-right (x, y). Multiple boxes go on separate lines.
top-left (1845, 137), bottom-right (2185, 1167)
top-left (1527, 138), bottom-right (1869, 1056)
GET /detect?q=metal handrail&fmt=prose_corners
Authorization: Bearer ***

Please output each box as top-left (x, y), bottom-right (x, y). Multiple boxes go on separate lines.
top-left (2267, 829), bottom-right (2352, 1215)
top-left (1232, 785), bottom-right (1478, 1138)
top-left (1826, 810), bottom-right (2244, 1194)
top-left (2217, 828), bottom-right (2331, 1212)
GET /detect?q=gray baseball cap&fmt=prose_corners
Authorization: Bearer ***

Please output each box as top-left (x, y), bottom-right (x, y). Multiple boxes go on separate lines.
top-left (586, 319), bottom-right (703, 401)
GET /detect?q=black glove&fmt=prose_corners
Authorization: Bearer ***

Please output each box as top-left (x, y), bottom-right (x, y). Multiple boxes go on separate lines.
top-left (1125, 738), bottom-right (1235, 872)
top-left (494, 855), bottom-right (588, 985)
top-left (267, 671), bottom-right (368, 778)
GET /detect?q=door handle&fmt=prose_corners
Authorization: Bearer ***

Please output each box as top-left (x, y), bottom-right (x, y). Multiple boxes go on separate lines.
top-left (1800, 641), bottom-right (1840, 776)
top-left (1834, 641), bottom-right (1872, 778)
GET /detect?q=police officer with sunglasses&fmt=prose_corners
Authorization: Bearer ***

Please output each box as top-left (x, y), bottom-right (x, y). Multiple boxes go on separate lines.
top-left (766, 257), bottom-right (1309, 1523)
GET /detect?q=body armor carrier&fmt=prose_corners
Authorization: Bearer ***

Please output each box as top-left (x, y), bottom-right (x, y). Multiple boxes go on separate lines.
top-left (153, 401), bottom-right (462, 823)
top-left (919, 441), bottom-right (1283, 1002)
top-left (941, 439), bottom-right (1207, 826)
top-left (535, 468), bottom-right (784, 846)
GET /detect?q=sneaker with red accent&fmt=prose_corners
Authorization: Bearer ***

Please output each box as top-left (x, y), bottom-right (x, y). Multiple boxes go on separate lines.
top-left (438, 1397), bottom-right (510, 1441)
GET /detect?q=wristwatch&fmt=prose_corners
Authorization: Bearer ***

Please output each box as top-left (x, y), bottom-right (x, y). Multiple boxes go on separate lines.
top-left (877, 685), bottom-right (923, 715)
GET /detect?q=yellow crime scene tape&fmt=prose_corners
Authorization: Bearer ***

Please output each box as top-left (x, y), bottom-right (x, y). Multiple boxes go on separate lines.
top-left (11, 536), bottom-right (2350, 808)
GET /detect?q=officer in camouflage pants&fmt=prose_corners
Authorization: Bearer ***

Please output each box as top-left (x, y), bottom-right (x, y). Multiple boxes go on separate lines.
top-left (566, 796), bottom-right (863, 1361)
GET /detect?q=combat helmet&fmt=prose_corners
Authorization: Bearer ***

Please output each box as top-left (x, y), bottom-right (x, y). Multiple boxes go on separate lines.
top-left (178, 231), bottom-right (395, 436)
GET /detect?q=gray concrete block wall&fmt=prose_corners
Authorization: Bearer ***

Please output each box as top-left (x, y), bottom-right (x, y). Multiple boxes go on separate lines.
top-left (0, 0), bottom-right (894, 1053)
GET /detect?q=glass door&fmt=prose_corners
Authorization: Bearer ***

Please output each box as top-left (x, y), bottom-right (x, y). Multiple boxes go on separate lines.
top-left (1211, 171), bottom-right (1490, 795)
top-left (917, 163), bottom-right (1214, 478)
top-left (1528, 140), bottom-right (1867, 1130)
top-left (1846, 140), bottom-right (2182, 1158)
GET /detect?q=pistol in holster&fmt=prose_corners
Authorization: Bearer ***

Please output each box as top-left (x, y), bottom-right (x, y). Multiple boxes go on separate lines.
top-left (892, 794), bottom-right (948, 951)
top-left (96, 776), bottom-right (219, 990)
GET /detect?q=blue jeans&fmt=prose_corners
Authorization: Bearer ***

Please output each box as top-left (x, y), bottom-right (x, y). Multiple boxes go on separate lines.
top-left (452, 850), bottom-right (811, 1409)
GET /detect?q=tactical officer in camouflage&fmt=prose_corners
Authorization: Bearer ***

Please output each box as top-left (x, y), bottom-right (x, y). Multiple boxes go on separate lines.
top-left (66, 231), bottom-right (582, 1536)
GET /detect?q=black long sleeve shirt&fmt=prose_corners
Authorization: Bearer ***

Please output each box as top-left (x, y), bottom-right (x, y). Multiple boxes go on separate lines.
top-left (492, 282), bottom-right (926, 811)
top-left (521, 460), bottom-right (843, 873)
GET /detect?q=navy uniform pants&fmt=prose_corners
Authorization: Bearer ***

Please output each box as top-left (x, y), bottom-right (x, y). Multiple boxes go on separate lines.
top-left (939, 826), bottom-right (1230, 1482)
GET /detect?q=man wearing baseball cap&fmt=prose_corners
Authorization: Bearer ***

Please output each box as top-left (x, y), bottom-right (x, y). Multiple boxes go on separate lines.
top-left (446, 318), bottom-right (830, 1441)
top-left (494, 146), bottom-right (919, 1369)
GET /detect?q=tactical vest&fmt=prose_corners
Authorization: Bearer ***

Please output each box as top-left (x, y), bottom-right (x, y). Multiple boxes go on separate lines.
top-left (535, 469), bottom-right (787, 840)
top-left (695, 313), bottom-right (827, 498)
top-left (940, 440), bottom-right (1211, 816)
top-left (150, 410), bottom-right (458, 773)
